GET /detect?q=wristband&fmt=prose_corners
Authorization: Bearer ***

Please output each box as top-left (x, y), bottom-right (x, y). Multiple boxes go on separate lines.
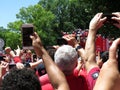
top-left (75, 45), bottom-right (82, 51)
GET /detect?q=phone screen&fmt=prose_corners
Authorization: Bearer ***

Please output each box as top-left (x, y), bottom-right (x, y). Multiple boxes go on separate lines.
top-left (21, 24), bottom-right (34, 49)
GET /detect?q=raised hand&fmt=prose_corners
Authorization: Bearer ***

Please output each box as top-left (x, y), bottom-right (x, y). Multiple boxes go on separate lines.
top-left (89, 13), bottom-right (106, 31)
top-left (112, 12), bottom-right (120, 28)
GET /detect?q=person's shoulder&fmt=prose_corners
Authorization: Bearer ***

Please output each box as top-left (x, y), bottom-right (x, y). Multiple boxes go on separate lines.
top-left (88, 67), bottom-right (100, 74)
top-left (87, 67), bottom-right (100, 80)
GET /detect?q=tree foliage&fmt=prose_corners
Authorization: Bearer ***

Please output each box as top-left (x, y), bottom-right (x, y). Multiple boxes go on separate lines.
top-left (0, 27), bottom-right (21, 49)
top-left (39, 0), bottom-right (120, 38)
top-left (7, 4), bottom-right (57, 46)
top-left (1, 0), bottom-right (120, 48)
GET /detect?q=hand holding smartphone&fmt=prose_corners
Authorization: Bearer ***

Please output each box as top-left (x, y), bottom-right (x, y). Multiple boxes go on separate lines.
top-left (21, 24), bottom-right (34, 49)
top-left (102, 14), bottom-right (119, 24)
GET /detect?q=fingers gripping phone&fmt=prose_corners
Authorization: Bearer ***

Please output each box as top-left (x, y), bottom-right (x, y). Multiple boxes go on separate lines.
top-left (102, 14), bottom-right (118, 24)
top-left (21, 24), bottom-right (34, 49)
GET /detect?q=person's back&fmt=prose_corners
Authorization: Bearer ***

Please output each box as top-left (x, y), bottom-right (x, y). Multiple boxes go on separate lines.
top-left (66, 73), bottom-right (88, 90)
top-left (40, 72), bottom-right (89, 90)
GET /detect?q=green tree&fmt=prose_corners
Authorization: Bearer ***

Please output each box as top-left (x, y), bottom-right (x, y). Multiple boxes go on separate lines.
top-left (4, 31), bottom-right (21, 49)
top-left (0, 27), bottom-right (21, 49)
top-left (39, 0), bottom-right (74, 34)
top-left (7, 20), bottom-right (23, 32)
top-left (8, 4), bottom-right (57, 46)
top-left (5, 0), bottom-right (120, 48)
top-left (83, 0), bottom-right (120, 38)
top-left (39, 0), bottom-right (120, 38)
top-left (39, 0), bottom-right (92, 32)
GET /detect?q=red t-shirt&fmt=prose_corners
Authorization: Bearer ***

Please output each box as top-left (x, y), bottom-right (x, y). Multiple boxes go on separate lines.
top-left (73, 67), bottom-right (87, 77)
top-left (39, 71), bottom-right (89, 90)
top-left (13, 56), bottom-right (21, 63)
top-left (39, 74), bottom-right (53, 90)
top-left (66, 74), bottom-right (89, 90)
top-left (86, 67), bottom-right (100, 90)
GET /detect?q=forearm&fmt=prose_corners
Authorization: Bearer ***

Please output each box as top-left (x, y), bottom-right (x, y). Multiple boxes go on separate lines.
top-left (33, 45), bottom-right (43, 57)
top-left (38, 47), bottom-right (69, 90)
top-left (93, 75), bottom-right (115, 90)
top-left (30, 59), bottom-right (43, 69)
top-left (85, 30), bottom-right (96, 55)
top-left (84, 29), bottom-right (98, 72)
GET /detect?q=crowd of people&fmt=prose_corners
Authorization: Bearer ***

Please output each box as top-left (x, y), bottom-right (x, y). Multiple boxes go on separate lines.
top-left (0, 12), bottom-right (120, 90)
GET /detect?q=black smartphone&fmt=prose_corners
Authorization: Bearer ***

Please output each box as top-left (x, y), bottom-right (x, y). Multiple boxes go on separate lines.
top-left (102, 14), bottom-right (118, 24)
top-left (33, 54), bottom-right (37, 59)
top-left (21, 24), bottom-right (34, 49)
top-left (9, 64), bottom-right (16, 69)
top-left (33, 54), bottom-right (37, 62)
top-left (57, 38), bottom-right (68, 46)
top-left (0, 56), bottom-right (5, 61)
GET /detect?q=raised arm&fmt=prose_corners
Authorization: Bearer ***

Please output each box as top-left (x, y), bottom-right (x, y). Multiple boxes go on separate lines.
top-left (63, 34), bottom-right (85, 75)
top-left (63, 34), bottom-right (85, 59)
top-left (94, 38), bottom-right (120, 90)
top-left (112, 12), bottom-right (120, 28)
top-left (29, 59), bottom-right (43, 69)
top-left (30, 32), bottom-right (69, 90)
top-left (84, 13), bottom-right (106, 72)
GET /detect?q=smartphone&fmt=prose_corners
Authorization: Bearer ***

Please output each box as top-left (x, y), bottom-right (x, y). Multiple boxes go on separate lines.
top-left (0, 56), bottom-right (5, 61)
top-left (102, 14), bottom-right (118, 24)
top-left (33, 54), bottom-right (37, 62)
top-left (33, 54), bottom-right (37, 59)
top-left (9, 64), bottom-right (16, 69)
top-left (57, 38), bottom-right (68, 46)
top-left (21, 24), bottom-right (34, 49)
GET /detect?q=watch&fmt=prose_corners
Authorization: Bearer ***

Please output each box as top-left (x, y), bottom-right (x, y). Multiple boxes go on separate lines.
top-left (75, 45), bottom-right (82, 51)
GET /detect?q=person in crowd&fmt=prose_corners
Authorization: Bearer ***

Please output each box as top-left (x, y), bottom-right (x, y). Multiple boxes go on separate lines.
top-left (1, 32), bottom-right (70, 90)
top-left (5, 46), bottom-right (22, 63)
top-left (85, 12), bottom-right (120, 90)
top-left (96, 51), bottom-right (109, 68)
top-left (83, 12), bottom-right (106, 90)
top-left (93, 12), bottom-right (120, 90)
top-left (39, 33), bottom-right (89, 90)
top-left (30, 32), bottom-right (70, 90)
top-left (62, 34), bottom-right (86, 77)
top-left (94, 38), bottom-right (120, 90)
top-left (25, 49), bottom-right (32, 63)
top-left (0, 61), bottom-right (9, 86)
top-left (4, 47), bottom-right (14, 63)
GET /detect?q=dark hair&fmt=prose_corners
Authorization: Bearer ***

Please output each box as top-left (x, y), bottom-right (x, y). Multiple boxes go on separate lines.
top-left (100, 51), bottom-right (109, 63)
top-left (37, 63), bottom-right (46, 76)
top-left (1, 68), bottom-right (41, 90)
top-left (46, 46), bottom-right (56, 61)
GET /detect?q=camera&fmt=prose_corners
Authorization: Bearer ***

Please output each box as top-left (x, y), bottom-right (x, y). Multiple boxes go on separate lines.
top-left (21, 24), bottom-right (34, 49)
top-left (102, 14), bottom-right (118, 24)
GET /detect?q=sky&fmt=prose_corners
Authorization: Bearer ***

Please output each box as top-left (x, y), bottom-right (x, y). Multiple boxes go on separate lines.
top-left (0, 0), bottom-right (40, 28)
